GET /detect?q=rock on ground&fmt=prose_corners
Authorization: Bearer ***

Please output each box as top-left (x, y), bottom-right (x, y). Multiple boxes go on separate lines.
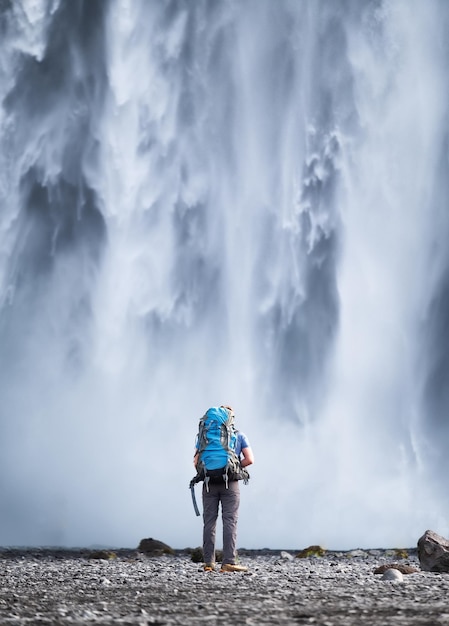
top-left (418, 529), bottom-right (449, 573)
top-left (0, 548), bottom-right (448, 625)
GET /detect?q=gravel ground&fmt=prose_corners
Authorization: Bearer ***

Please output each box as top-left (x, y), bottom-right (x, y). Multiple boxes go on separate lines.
top-left (0, 547), bottom-right (448, 625)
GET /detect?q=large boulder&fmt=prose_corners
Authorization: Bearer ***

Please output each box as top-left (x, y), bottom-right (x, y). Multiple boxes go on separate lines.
top-left (417, 529), bottom-right (449, 572)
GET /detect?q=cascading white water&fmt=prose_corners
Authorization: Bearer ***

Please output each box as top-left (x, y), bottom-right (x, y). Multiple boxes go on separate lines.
top-left (0, 0), bottom-right (449, 549)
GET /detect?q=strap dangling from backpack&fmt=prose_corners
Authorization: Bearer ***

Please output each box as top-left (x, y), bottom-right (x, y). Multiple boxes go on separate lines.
top-left (223, 468), bottom-right (229, 489)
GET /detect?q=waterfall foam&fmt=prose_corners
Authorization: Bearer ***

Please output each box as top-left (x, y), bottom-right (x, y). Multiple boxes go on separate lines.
top-left (0, 0), bottom-right (448, 549)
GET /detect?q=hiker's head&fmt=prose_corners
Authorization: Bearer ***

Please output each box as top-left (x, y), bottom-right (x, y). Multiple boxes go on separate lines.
top-left (221, 405), bottom-right (235, 422)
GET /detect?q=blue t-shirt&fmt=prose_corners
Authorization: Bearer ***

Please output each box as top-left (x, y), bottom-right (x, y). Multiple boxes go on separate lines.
top-left (235, 431), bottom-right (250, 458)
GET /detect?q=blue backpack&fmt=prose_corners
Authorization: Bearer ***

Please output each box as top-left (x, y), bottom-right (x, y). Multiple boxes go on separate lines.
top-left (193, 406), bottom-right (249, 489)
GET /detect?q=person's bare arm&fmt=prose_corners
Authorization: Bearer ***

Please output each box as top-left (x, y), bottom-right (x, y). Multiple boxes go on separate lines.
top-left (193, 451), bottom-right (199, 468)
top-left (240, 446), bottom-right (254, 467)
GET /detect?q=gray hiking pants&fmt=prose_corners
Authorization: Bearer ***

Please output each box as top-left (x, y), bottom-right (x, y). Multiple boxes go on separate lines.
top-left (202, 480), bottom-right (240, 565)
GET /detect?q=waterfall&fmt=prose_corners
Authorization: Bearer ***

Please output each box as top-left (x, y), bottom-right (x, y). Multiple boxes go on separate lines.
top-left (0, 0), bottom-right (449, 549)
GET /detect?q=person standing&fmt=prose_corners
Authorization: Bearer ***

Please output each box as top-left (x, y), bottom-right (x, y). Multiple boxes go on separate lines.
top-left (193, 405), bottom-right (254, 573)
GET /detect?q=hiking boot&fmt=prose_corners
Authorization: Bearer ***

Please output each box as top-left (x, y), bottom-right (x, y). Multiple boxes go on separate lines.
top-left (203, 563), bottom-right (216, 572)
top-left (220, 563), bottom-right (248, 573)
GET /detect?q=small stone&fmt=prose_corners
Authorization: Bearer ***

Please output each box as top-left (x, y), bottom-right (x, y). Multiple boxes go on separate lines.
top-left (189, 547), bottom-right (203, 563)
top-left (381, 568), bottom-right (404, 583)
top-left (374, 563), bottom-right (418, 575)
top-left (138, 538), bottom-right (174, 556)
top-left (296, 545), bottom-right (326, 558)
top-left (346, 549), bottom-right (368, 558)
top-left (87, 550), bottom-right (117, 560)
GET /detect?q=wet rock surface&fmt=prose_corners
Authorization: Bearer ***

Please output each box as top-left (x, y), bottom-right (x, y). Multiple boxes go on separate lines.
top-left (0, 547), bottom-right (448, 624)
